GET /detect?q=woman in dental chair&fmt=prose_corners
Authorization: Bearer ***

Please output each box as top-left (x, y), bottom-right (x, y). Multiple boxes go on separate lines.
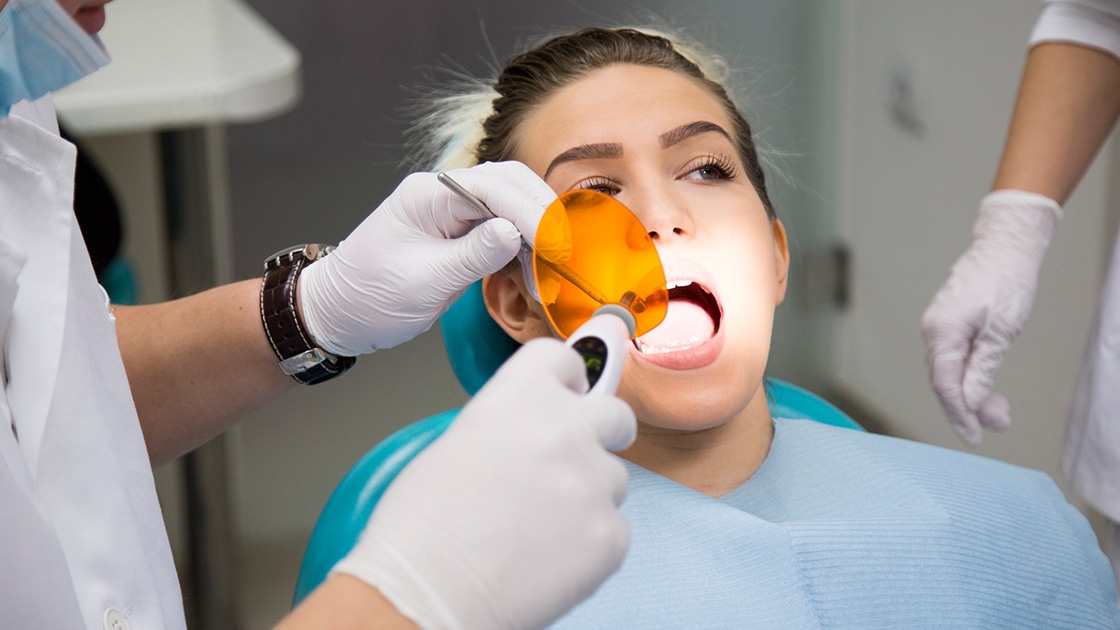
top-left (408, 26), bottom-right (1119, 627)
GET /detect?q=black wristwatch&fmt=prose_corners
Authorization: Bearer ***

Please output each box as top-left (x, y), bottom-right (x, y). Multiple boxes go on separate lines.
top-left (260, 244), bottom-right (356, 384)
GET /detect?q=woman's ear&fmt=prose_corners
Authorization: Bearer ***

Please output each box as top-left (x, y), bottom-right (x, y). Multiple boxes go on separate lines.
top-left (771, 219), bottom-right (791, 305)
top-left (481, 270), bottom-right (554, 343)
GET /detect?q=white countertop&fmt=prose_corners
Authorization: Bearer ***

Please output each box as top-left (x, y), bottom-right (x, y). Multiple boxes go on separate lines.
top-left (54, 0), bottom-right (302, 136)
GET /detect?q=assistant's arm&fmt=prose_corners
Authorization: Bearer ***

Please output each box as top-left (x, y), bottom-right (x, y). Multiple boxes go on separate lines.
top-left (992, 42), bottom-right (1120, 203)
top-left (275, 575), bottom-right (420, 630)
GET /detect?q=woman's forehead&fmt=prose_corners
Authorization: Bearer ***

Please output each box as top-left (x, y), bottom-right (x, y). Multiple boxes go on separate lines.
top-left (515, 64), bottom-right (734, 170)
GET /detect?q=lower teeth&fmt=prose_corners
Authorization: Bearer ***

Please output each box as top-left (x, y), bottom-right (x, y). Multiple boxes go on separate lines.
top-left (637, 338), bottom-right (703, 355)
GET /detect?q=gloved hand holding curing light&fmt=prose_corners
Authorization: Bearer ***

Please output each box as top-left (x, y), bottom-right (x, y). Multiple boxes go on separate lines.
top-left (331, 338), bottom-right (637, 630)
top-left (921, 190), bottom-right (1063, 445)
top-left (298, 161), bottom-right (557, 355)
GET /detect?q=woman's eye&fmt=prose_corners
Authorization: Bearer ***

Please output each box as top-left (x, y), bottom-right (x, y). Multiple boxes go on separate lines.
top-left (574, 177), bottom-right (620, 196)
top-left (682, 155), bottom-right (738, 182)
top-left (692, 165), bottom-right (725, 180)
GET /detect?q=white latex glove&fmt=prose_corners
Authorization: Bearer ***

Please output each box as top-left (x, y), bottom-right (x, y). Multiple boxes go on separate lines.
top-left (299, 161), bottom-right (556, 356)
top-left (331, 339), bottom-right (637, 630)
top-left (921, 190), bottom-right (1063, 444)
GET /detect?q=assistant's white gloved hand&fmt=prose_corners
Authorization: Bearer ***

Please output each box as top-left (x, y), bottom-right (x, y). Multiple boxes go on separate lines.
top-left (299, 161), bottom-right (556, 356)
top-left (921, 190), bottom-right (1063, 444)
top-left (331, 339), bottom-right (637, 630)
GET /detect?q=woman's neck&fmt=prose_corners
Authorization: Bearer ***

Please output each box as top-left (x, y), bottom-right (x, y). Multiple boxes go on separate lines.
top-left (618, 393), bottom-right (774, 497)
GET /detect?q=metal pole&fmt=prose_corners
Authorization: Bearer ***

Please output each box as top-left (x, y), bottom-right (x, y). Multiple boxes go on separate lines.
top-left (160, 128), bottom-right (238, 630)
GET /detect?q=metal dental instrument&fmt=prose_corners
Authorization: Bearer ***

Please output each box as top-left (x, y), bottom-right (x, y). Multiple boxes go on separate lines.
top-left (437, 172), bottom-right (610, 305)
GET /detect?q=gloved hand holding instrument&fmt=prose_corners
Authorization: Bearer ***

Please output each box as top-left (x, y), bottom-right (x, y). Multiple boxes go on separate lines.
top-left (330, 338), bottom-right (636, 630)
top-left (298, 161), bottom-right (556, 356)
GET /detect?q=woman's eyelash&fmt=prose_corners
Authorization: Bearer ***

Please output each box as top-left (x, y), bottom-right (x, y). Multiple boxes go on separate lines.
top-left (691, 154), bottom-right (739, 179)
top-left (572, 154), bottom-right (738, 193)
top-left (577, 176), bottom-right (620, 194)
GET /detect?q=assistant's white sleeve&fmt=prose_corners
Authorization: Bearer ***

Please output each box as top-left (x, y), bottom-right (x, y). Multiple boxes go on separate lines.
top-left (1030, 0), bottom-right (1120, 61)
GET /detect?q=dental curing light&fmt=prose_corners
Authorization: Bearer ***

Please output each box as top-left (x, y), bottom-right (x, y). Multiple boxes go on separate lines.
top-left (533, 189), bottom-right (667, 396)
top-left (565, 303), bottom-right (636, 395)
top-left (437, 173), bottom-right (666, 395)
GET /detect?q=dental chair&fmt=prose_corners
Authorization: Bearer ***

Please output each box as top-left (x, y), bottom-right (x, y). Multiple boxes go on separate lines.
top-left (291, 283), bottom-right (861, 606)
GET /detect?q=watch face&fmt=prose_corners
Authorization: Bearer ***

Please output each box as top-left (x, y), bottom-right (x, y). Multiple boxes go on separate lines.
top-left (305, 244), bottom-right (335, 260)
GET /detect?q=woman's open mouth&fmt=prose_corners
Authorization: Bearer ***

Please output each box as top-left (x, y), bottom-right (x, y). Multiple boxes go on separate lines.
top-left (633, 274), bottom-right (724, 370)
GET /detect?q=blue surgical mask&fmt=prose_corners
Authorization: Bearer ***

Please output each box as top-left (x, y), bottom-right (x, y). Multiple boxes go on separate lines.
top-left (0, 0), bottom-right (110, 117)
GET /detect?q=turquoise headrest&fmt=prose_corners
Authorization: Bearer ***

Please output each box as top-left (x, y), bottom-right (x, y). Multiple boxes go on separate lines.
top-left (440, 282), bottom-right (521, 395)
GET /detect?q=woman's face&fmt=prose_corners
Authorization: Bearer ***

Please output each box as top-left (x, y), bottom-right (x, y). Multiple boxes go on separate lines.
top-left (487, 63), bottom-right (788, 432)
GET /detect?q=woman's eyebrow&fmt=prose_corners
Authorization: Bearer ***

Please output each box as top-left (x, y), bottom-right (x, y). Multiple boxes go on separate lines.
top-left (660, 120), bottom-right (733, 148)
top-left (544, 142), bottom-right (623, 178)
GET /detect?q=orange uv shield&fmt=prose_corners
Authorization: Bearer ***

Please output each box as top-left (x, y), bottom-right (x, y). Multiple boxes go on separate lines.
top-left (533, 190), bottom-right (668, 340)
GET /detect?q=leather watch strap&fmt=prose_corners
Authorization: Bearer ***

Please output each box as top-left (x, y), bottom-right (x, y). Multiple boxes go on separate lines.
top-left (260, 245), bottom-right (356, 384)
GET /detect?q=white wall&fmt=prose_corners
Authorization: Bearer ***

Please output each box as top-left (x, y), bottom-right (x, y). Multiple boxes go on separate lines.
top-left (830, 0), bottom-right (1115, 526)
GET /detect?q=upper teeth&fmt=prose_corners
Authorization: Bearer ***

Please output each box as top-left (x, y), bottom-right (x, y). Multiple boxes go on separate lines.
top-left (666, 280), bottom-right (692, 290)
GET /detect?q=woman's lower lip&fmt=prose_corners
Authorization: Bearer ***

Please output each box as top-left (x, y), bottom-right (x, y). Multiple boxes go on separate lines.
top-left (631, 327), bottom-right (724, 370)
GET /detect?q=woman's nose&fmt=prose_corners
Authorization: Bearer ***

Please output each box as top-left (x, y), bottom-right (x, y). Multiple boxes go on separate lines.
top-left (634, 191), bottom-right (692, 242)
top-left (648, 225), bottom-right (684, 239)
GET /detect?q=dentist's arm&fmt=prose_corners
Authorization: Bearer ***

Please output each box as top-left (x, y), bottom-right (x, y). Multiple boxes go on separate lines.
top-left (113, 280), bottom-right (291, 467)
top-left (115, 161), bottom-right (555, 467)
top-left (922, 42), bottom-right (1120, 444)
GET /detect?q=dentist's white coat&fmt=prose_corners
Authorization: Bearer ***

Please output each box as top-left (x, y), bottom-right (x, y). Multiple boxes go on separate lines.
top-left (0, 96), bottom-right (185, 629)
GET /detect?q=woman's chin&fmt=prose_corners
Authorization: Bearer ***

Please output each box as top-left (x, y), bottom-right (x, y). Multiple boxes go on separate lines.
top-left (619, 369), bottom-right (769, 435)
top-left (630, 396), bottom-right (745, 433)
